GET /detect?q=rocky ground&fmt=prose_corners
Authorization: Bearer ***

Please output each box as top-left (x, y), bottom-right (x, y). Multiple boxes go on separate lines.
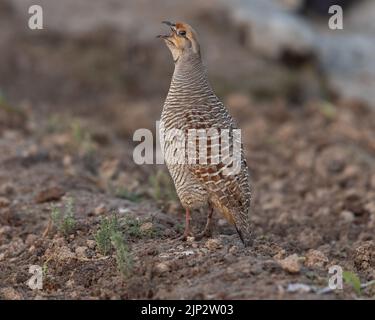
top-left (0, 0), bottom-right (374, 299)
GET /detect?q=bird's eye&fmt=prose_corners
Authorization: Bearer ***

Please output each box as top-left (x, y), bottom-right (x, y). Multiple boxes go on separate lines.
top-left (178, 30), bottom-right (186, 36)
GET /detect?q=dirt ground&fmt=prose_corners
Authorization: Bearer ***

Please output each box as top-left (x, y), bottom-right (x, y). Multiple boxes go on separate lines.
top-left (0, 0), bottom-right (375, 300)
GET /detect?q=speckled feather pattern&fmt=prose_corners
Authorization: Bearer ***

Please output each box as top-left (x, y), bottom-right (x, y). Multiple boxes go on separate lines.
top-left (160, 53), bottom-right (251, 244)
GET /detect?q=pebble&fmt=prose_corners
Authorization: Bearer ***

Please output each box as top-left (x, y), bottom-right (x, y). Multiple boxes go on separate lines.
top-left (364, 202), bottom-right (375, 215)
top-left (25, 234), bottom-right (38, 246)
top-left (140, 222), bottom-right (153, 233)
top-left (0, 226), bottom-right (12, 236)
top-left (304, 249), bottom-right (329, 268)
top-left (0, 287), bottom-right (23, 300)
top-left (57, 246), bottom-right (76, 261)
top-left (205, 238), bottom-right (222, 251)
top-left (0, 197), bottom-right (10, 208)
top-left (94, 204), bottom-right (106, 215)
top-left (229, 245), bottom-right (239, 254)
top-left (35, 186), bottom-right (65, 203)
top-left (75, 246), bottom-right (88, 259)
top-left (154, 262), bottom-right (170, 274)
top-left (277, 254), bottom-right (301, 274)
top-left (86, 240), bottom-right (96, 249)
top-left (0, 183), bottom-right (15, 195)
top-left (340, 210), bottom-right (355, 223)
top-left (217, 219), bottom-right (228, 227)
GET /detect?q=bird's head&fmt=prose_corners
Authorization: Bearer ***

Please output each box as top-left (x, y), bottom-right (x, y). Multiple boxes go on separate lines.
top-left (157, 21), bottom-right (201, 63)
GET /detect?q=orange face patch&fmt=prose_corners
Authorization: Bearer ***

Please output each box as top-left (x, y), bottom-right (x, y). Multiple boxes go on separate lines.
top-left (175, 22), bottom-right (186, 30)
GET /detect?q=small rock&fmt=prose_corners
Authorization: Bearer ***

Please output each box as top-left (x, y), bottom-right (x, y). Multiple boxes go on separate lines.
top-left (154, 262), bottom-right (170, 274)
top-left (86, 240), bottom-right (96, 249)
top-left (25, 234), bottom-right (38, 246)
top-left (340, 165), bottom-right (360, 180)
top-left (66, 279), bottom-right (75, 289)
top-left (304, 249), bottom-right (328, 268)
top-left (94, 204), bottom-right (106, 215)
top-left (140, 222), bottom-right (153, 233)
top-left (57, 246), bottom-right (75, 262)
top-left (340, 210), bottom-right (355, 223)
top-left (352, 241), bottom-right (375, 277)
top-left (364, 202), bottom-right (375, 215)
top-left (75, 246), bottom-right (88, 259)
top-left (277, 254), bottom-right (301, 274)
top-left (99, 159), bottom-right (119, 181)
top-left (217, 219), bottom-right (228, 227)
top-left (0, 287), bottom-right (23, 300)
top-left (0, 196), bottom-right (10, 208)
top-left (229, 245), bottom-right (239, 254)
top-left (287, 283), bottom-right (312, 293)
top-left (273, 249), bottom-right (286, 260)
top-left (0, 182), bottom-right (15, 195)
top-left (0, 253), bottom-right (5, 261)
top-left (0, 226), bottom-right (12, 236)
top-left (35, 186), bottom-right (65, 203)
top-left (62, 155), bottom-right (72, 167)
top-left (204, 238), bottom-right (222, 251)
top-left (6, 238), bottom-right (25, 255)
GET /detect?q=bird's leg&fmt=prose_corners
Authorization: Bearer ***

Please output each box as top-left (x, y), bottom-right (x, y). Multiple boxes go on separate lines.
top-left (195, 206), bottom-right (214, 240)
top-left (176, 208), bottom-right (192, 241)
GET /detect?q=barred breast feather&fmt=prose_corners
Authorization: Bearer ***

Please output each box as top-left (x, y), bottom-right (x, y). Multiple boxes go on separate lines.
top-left (160, 53), bottom-right (251, 244)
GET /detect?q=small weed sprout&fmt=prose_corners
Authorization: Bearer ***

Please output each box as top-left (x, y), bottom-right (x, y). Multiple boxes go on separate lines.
top-left (111, 231), bottom-right (132, 277)
top-left (95, 214), bottom-right (133, 277)
top-left (115, 187), bottom-right (142, 202)
top-left (149, 170), bottom-right (178, 210)
top-left (71, 120), bottom-right (95, 155)
top-left (51, 197), bottom-right (76, 236)
top-left (42, 262), bottom-right (49, 277)
top-left (343, 271), bottom-right (362, 295)
top-left (95, 215), bottom-right (119, 255)
top-left (124, 217), bottom-right (142, 238)
top-left (122, 217), bottom-right (159, 238)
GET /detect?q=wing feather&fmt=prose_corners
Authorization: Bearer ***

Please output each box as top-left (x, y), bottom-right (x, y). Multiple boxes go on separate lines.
top-left (184, 99), bottom-right (252, 245)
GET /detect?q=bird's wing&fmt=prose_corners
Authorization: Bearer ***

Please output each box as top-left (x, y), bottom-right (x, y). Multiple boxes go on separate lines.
top-left (184, 100), bottom-right (252, 245)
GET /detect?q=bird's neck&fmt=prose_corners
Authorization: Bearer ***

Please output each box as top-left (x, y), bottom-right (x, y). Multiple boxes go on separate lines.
top-left (168, 54), bottom-right (213, 100)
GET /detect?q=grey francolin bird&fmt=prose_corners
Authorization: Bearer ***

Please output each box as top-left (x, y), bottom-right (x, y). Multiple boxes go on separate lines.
top-left (158, 21), bottom-right (252, 246)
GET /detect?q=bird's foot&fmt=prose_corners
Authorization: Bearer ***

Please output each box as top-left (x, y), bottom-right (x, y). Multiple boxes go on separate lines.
top-left (174, 231), bottom-right (193, 241)
top-left (175, 233), bottom-right (189, 241)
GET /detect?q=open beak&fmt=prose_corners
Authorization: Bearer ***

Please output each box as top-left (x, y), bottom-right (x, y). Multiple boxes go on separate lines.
top-left (156, 21), bottom-right (176, 42)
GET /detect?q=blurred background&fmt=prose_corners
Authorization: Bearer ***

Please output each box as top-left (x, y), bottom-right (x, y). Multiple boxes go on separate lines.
top-left (0, 0), bottom-right (374, 299)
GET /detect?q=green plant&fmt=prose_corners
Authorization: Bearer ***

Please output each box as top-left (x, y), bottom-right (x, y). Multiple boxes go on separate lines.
top-left (122, 217), bottom-right (160, 238)
top-left (115, 187), bottom-right (142, 202)
top-left (149, 170), bottom-right (178, 203)
top-left (111, 231), bottom-right (132, 277)
top-left (71, 120), bottom-right (95, 155)
top-left (95, 215), bottom-right (119, 255)
top-left (51, 198), bottom-right (76, 236)
top-left (123, 217), bottom-right (142, 238)
top-left (318, 101), bottom-right (337, 120)
top-left (343, 271), bottom-right (362, 295)
top-left (42, 262), bottom-right (49, 277)
top-left (95, 214), bottom-right (133, 277)
top-left (175, 223), bottom-right (184, 234)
